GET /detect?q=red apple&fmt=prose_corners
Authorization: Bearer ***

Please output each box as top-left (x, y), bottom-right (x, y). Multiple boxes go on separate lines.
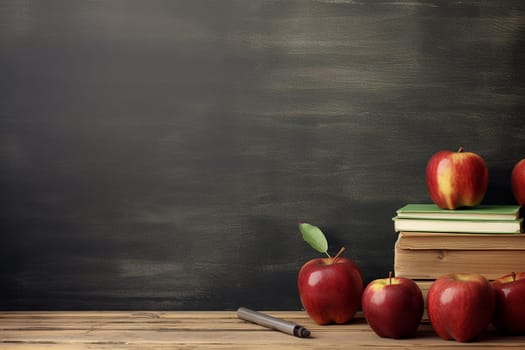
top-left (426, 147), bottom-right (488, 209)
top-left (362, 273), bottom-right (424, 339)
top-left (427, 273), bottom-right (495, 342)
top-left (511, 159), bottom-right (525, 205)
top-left (492, 272), bottom-right (525, 334)
top-left (298, 256), bottom-right (363, 325)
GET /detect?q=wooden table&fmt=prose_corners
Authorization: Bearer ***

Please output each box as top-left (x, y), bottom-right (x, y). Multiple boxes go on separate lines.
top-left (1, 311), bottom-right (524, 349)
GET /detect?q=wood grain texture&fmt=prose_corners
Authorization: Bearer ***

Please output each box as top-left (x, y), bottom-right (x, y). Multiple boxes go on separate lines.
top-left (1, 0), bottom-right (525, 310)
top-left (1, 311), bottom-right (525, 349)
top-left (394, 248), bottom-right (525, 280)
top-left (396, 232), bottom-right (525, 250)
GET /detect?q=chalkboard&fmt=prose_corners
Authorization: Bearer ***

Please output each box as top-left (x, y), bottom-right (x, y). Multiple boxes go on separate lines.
top-left (1, 0), bottom-right (524, 310)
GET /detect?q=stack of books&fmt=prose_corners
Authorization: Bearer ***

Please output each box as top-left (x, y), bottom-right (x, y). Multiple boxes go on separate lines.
top-left (392, 204), bottom-right (525, 319)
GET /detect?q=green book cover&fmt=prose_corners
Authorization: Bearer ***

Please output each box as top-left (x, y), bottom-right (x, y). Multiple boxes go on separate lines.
top-left (396, 204), bottom-right (521, 220)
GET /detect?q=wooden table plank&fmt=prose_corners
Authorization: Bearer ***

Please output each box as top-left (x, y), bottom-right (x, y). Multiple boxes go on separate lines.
top-left (1, 311), bottom-right (524, 349)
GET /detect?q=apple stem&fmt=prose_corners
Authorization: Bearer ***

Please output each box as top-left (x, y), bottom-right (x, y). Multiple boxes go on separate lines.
top-left (331, 247), bottom-right (346, 264)
top-left (512, 272), bottom-right (516, 282)
top-left (389, 271), bottom-right (392, 285)
top-left (457, 146), bottom-right (464, 153)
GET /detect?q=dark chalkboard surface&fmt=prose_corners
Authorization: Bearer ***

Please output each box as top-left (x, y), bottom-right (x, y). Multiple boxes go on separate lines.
top-left (1, 0), bottom-right (524, 310)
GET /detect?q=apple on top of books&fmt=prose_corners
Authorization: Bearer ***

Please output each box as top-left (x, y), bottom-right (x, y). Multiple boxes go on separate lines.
top-left (297, 223), bottom-right (363, 325)
top-left (512, 158), bottom-right (525, 205)
top-left (426, 147), bottom-right (488, 209)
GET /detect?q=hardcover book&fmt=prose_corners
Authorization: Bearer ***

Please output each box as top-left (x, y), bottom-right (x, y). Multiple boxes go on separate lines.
top-left (395, 231), bottom-right (525, 250)
top-left (392, 216), bottom-right (523, 234)
top-left (396, 204), bottom-right (521, 220)
top-left (394, 232), bottom-right (525, 280)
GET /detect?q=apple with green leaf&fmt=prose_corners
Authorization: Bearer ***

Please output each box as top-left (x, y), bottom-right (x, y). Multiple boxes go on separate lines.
top-left (426, 147), bottom-right (488, 209)
top-left (362, 272), bottom-right (423, 339)
top-left (297, 223), bottom-right (363, 325)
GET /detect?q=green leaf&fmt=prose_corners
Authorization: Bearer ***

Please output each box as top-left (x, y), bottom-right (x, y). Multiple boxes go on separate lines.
top-left (299, 223), bottom-right (328, 254)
